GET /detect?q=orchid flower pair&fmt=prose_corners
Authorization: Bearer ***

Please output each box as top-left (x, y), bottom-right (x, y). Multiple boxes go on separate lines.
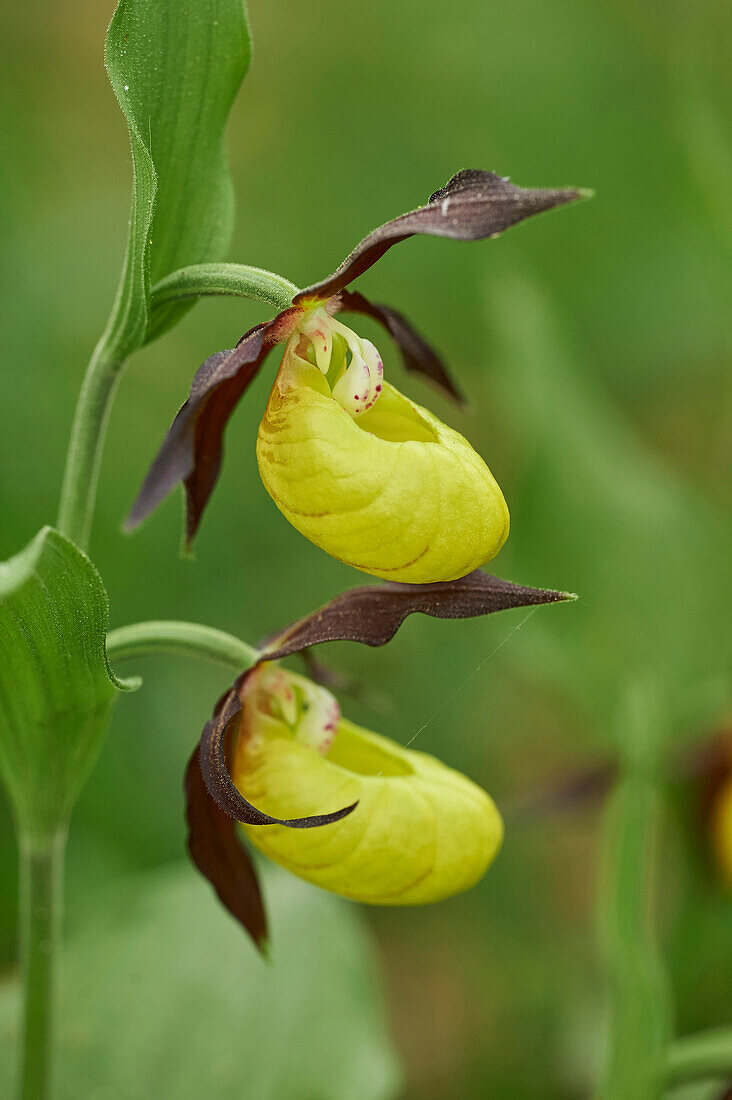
top-left (130, 169), bottom-right (584, 945)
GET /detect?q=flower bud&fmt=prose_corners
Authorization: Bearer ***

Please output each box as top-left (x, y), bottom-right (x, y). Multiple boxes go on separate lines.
top-left (232, 666), bottom-right (503, 904)
top-left (257, 324), bottom-right (509, 583)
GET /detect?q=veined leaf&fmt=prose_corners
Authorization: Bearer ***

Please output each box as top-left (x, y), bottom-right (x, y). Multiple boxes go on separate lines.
top-left (0, 528), bottom-right (134, 840)
top-left (104, 0), bottom-right (251, 354)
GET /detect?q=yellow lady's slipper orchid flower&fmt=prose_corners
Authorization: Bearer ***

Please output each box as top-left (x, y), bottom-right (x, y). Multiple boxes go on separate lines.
top-left (231, 664), bottom-right (503, 904)
top-left (128, 171), bottom-right (584, 569)
top-left (186, 578), bottom-right (571, 948)
top-left (257, 310), bottom-right (509, 582)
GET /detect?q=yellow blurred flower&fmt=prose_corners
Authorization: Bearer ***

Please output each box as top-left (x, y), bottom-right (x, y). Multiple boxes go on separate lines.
top-left (711, 779), bottom-right (732, 887)
top-left (705, 735), bottom-right (732, 888)
top-left (232, 663), bottom-right (504, 904)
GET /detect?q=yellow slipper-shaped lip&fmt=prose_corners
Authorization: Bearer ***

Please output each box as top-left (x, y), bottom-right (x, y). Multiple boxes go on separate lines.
top-left (257, 347), bottom-right (509, 583)
top-left (233, 666), bottom-right (504, 905)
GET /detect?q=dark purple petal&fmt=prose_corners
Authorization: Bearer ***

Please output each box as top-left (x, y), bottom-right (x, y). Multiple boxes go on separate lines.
top-left (299, 649), bottom-right (389, 711)
top-left (199, 672), bottom-right (358, 828)
top-left (504, 761), bottom-right (615, 821)
top-left (125, 309), bottom-right (302, 544)
top-left (294, 170), bottom-right (587, 303)
top-left (185, 747), bottom-right (268, 952)
top-left (300, 648), bottom-right (366, 696)
top-left (261, 570), bottom-right (576, 660)
top-left (339, 289), bottom-right (464, 404)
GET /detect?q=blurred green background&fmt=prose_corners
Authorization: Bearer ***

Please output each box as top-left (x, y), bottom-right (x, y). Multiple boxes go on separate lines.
top-left (1, 0), bottom-right (730, 1096)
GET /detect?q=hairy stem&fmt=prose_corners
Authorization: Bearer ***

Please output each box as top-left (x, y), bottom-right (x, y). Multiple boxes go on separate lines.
top-left (57, 264), bottom-right (298, 551)
top-left (18, 831), bottom-right (66, 1100)
top-left (56, 340), bottom-right (125, 551)
top-left (106, 620), bottom-right (260, 671)
top-left (150, 263), bottom-right (297, 314)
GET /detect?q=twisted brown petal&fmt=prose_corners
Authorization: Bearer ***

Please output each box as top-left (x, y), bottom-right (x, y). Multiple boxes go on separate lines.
top-left (339, 289), bottom-right (464, 403)
top-left (261, 570), bottom-right (576, 660)
top-left (199, 671), bottom-right (358, 828)
top-left (126, 309), bottom-right (301, 543)
top-left (295, 170), bottom-right (586, 303)
top-left (185, 747), bottom-right (268, 951)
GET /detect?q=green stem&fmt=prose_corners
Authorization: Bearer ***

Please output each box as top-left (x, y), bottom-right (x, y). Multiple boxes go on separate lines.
top-left (665, 1027), bottom-right (732, 1086)
top-left (18, 830), bottom-right (66, 1100)
top-left (150, 263), bottom-right (298, 314)
top-left (57, 264), bottom-right (298, 552)
top-left (106, 620), bottom-right (260, 671)
top-left (56, 339), bottom-right (124, 551)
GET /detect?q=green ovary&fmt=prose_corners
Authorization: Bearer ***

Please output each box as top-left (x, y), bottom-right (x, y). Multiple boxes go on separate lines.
top-left (256, 352), bottom-right (509, 583)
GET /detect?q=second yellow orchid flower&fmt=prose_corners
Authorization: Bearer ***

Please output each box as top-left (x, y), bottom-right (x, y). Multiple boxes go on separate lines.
top-left (232, 664), bottom-right (503, 904)
top-left (184, 570), bottom-right (572, 949)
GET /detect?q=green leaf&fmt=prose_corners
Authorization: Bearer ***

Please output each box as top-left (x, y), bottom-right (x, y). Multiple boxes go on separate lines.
top-left (595, 685), bottom-right (672, 1100)
top-left (104, 0), bottom-right (251, 355)
top-left (0, 528), bottom-right (133, 840)
top-left (0, 862), bottom-right (402, 1099)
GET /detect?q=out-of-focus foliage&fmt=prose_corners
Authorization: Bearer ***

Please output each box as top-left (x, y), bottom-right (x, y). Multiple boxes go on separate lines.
top-left (488, 272), bottom-right (730, 737)
top-left (0, 862), bottom-right (401, 1098)
top-left (0, 0), bottom-right (729, 1096)
top-left (596, 685), bottom-right (672, 1100)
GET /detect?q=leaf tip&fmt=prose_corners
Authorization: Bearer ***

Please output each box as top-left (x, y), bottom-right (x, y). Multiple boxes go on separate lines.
top-left (256, 935), bottom-right (272, 961)
top-left (112, 672), bottom-right (143, 693)
top-left (180, 537), bottom-right (197, 562)
top-left (537, 588), bottom-right (579, 605)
